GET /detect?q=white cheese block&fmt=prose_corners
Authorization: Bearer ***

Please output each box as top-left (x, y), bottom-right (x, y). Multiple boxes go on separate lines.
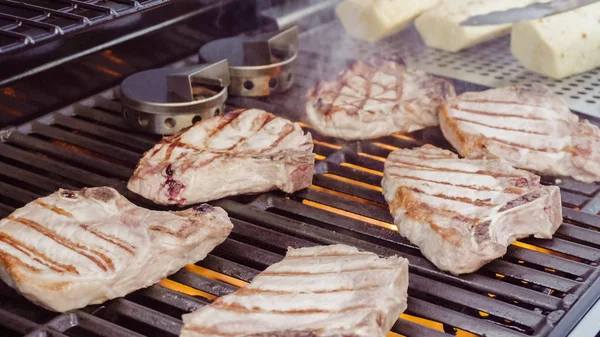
top-left (511, 2), bottom-right (600, 79)
top-left (415, 0), bottom-right (549, 52)
top-left (335, 0), bottom-right (439, 42)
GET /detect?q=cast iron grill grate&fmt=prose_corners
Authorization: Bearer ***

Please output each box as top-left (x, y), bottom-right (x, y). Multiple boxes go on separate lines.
top-left (1, 33), bottom-right (600, 337)
top-left (0, 0), bottom-right (170, 54)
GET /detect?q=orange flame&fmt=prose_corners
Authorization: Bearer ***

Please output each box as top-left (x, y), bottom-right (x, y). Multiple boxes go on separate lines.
top-left (341, 162), bottom-right (383, 176)
top-left (302, 199), bottom-right (397, 231)
top-left (313, 140), bottom-right (342, 150)
top-left (102, 50), bottom-right (126, 65)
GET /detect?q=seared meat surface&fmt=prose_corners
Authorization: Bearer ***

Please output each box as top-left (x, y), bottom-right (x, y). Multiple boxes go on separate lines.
top-left (382, 145), bottom-right (562, 274)
top-left (181, 244), bottom-right (409, 337)
top-left (0, 187), bottom-right (233, 312)
top-left (128, 109), bottom-right (315, 206)
top-left (440, 84), bottom-right (600, 183)
top-left (306, 56), bottom-right (455, 140)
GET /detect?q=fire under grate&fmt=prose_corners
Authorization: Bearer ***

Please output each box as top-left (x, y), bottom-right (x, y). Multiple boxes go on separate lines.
top-left (1, 36), bottom-right (600, 337)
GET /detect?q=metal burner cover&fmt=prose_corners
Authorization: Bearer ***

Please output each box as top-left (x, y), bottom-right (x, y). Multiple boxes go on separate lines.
top-left (120, 60), bottom-right (230, 135)
top-left (199, 27), bottom-right (298, 97)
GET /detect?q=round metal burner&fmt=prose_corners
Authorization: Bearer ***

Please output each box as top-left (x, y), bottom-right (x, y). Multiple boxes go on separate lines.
top-left (120, 60), bottom-right (230, 135)
top-left (199, 27), bottom-right (298, 97)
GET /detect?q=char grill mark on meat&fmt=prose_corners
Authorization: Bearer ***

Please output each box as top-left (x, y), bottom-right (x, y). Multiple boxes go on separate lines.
top-left (0, 187), bottom-right (233, 312)
top-left (181, 245), bottom-right (409, 337)
top-left (440, 84), bottom-right (600, 183)
top-left (128, 109), bottom-right (315, 206)
top-left (305, 57), bottom-right (456, 140)
top-left (382, 145), bottom-right (563, 275)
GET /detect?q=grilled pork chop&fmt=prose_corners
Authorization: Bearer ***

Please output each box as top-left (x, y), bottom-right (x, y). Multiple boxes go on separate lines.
top-left (181, 245), bottom-right (409, 337)
top-left (0, 187), bottom-right (233, 312)
top-left (440, 84), bottom-right (600, 183)
top-left (382, 145), bottom-right (562, 275)
top-left (305, 56), bottom-right (455, 140)
top-left (128, 109), bottom-right (315, 206)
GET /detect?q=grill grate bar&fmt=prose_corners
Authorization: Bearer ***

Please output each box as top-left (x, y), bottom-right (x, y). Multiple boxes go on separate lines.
top-left (230, 218), bottom-right (317, 252)
top-left (0, 308), bottom-right (40, 335)
top-left (198, 254), bottom-right (260, 284)
top-left (523, 237), bottom-right (600, 264)
top-left (104, 298), bottom-right (182, 336)
top-left (68, 310), bottom-right (147, 337)
top-left (391, 319), bottom-right (451, 337)
top-left (8, 132), bottom-right (134, 180)
top-left (0, 180), bottom-right (39, 205)
top-left (30, 122), bottom-right (142, 165)
top-left (485, 259), bottom-right (578, 294)
top-left (0, 161), bottom-right (76, 192)
top-left (53, 113), bottom-right (155, 152)
top-left (0, 142), bottom-right (120, 188)
top-left (0, 0), bottom-right (168, 54)
top-left (137, 284), bottom-right (209, 314)
top-left (557, 224), bottom-right (600, 247)
top-left (406, 297), bottom-right (545, 337)
top-left (212, 238), bottom-right (284, 270)
top-left (505, 245), bottom-right (591, 279)
top-left (170, 268), bottom-right (237, 298)
top-left (563, 207), bottom-right (600, 229)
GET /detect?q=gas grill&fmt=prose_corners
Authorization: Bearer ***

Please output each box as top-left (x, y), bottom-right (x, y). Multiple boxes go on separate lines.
top-left (1, 1), bottom-right (600, 337)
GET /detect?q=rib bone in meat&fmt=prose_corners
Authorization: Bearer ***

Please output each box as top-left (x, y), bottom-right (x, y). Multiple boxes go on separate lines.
top-left (382, 145), bottom-right (562, 275)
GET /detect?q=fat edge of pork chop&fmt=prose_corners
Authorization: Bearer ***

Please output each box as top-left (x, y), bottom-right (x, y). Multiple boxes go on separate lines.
top-left (0, 187), bottom-right (233, 312)
top-left (439, 84), bottom-right (600, 183)
top-left (181, 244), bottom-right (409, 337)
top-left (128, 109), bottom-right (315, 206)
top-left (305, 56), bottom-right (456, 141)
top-left (382, 145), bottom-right (562, 275)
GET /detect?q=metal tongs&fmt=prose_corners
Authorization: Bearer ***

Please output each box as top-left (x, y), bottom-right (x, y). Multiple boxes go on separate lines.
top-left (461, 0), bottom-right (599, 26)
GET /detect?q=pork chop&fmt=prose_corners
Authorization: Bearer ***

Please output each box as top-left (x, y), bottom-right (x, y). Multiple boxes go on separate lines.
top-left (440, 84), bottom-right (600, 183)
top-left (0, 187), bottom-right (233, 312)
top-left (181, 244), bottom-right (409, 337)
top-left (305, 56), bottom-right (456, 140)
top-left (382, 145), bottom-right (562, 275)
top-left (128, 109), bottom-right (315, 206)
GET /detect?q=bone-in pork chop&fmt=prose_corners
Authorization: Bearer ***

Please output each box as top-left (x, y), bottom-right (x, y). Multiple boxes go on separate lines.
top-left (181, 244), bottom-right (409, 337)
top-left (305, 56), bottom-right (455, 140)
top-left (128, 109), bottom-right (315, 206)
top-left (0, 187), bottom-right (233, 312)
top-left (382, 145), bottom-right (562, 275)
top-left (440, 84), bottom-right (600, 183)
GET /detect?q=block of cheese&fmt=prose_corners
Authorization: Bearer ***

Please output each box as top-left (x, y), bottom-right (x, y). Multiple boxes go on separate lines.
top-left (415, 0), bottom-right (548, 52)
top-left (511, 2), bottom-right (600, 79)
top-left (335, 0), bottom-right (439, 42)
